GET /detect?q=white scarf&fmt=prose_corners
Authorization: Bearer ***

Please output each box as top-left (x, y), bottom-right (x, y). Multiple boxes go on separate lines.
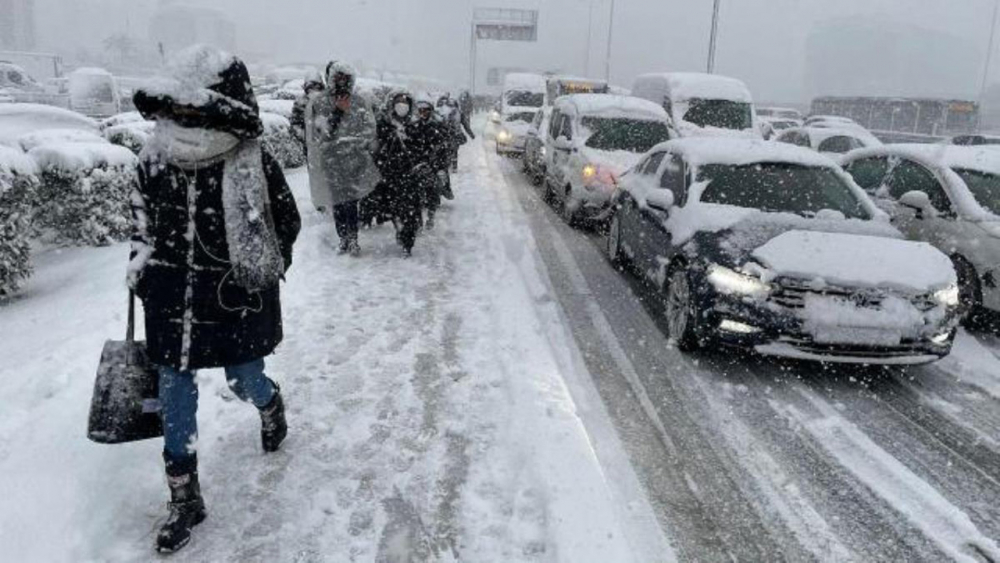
top-left (148, 123), bottom-right (285, 291)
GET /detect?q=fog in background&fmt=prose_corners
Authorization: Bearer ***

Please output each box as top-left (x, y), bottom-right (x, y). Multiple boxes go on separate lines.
top-left (26, 0), bottom-right (1000, 104)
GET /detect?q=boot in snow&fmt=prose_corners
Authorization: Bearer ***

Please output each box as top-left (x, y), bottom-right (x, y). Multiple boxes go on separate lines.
top-left (157, 455), bottom-right (207, 554)
top-left (348, 240), bottom-right (361, 258)
top-left (259, 384), bottom-right (287, 453)
top-left (426, 212), bottom-right (435, 231)
top-left (337, 239), bottom-right (349, 255)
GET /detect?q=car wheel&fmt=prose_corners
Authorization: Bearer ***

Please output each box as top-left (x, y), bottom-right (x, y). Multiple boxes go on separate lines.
top-left (607, 213), bottom-right (630, 270)
top-left (954, 256), bottom-right (985, 327)
top-left (665, 266), bottom-right (703, 351)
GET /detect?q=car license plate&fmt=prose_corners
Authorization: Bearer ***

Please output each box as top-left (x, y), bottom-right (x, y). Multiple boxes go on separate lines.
top-left (813, 327), bottom-right (901, 346)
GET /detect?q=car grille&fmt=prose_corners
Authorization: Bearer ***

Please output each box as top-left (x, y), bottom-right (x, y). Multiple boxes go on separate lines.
top-left (770, 279), bottom-right (885, 310)
top-left (778, 337), bottom-right (936, 358)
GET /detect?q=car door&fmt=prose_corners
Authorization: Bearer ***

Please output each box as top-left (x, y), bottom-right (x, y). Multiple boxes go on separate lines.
top-left (525, 111), bottom-right (544, 169)
top-left (551, 113), bottom-right (576, 191)
top-left (543, 109), bottom-right (561, 183)
top-left (879, 159), bottom-right (962, 249)
top-left (618, 151), bottom-right (667, 263)
top-left (635, 153), bottom-right (685, 281)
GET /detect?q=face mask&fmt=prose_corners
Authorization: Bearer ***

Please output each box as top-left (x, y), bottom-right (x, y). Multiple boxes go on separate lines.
top-left (394, 103), bottom-right (410, 117)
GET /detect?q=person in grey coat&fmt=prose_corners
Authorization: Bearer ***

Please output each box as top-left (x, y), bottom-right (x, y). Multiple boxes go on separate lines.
top-left (305, 61), bottom-right (379, 256)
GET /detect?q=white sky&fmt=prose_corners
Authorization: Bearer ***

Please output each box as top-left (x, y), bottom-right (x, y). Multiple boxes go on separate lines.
top-left (32, 0), bottom-right (1000, 104)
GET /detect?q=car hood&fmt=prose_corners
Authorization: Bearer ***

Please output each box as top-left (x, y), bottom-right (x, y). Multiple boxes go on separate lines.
top-left (579, 147), bottom-right (644, 175)
top-left (502, 121), bottom-right (533, 136)
top-left (750, 230), bottom-right (955, 293)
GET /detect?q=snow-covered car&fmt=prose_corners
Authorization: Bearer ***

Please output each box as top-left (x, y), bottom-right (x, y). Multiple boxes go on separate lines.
top-left (0, 62), bottom-right (46, 96)
top-left (18, 128), bottom-right (107, 152)
top-left (502, 72), bottom-right (546, 114)
top-left (805, 115), bottom-right (860, 128)
top-left (607, 138), bottom-right (959, 364)
top-left (776, 126), bottom-right (882, 156)
top-left (757, 106), bottom-right (803, 122)
top-left (68, 68), bottom-right (122, 119)
top-left (496, 108), bottom-right (538, 156)
top-left (948, 134), bottom-right (1000, 146)
top-left (759, 117), bottom-right (800, 140)
top-left (631, 72), bottom-right (761, 139)
top-left (841, 144), bottom-right (1000, 323)
top-left (544, 94), bottom-right (673, 224)
top-left (0, 103), bottom-right (99, 147)
top-left (522, 107), bottom-right (551, 184)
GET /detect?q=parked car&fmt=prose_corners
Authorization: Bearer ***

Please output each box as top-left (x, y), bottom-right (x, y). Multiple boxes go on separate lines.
top-left (0, 103), bottom-right (99, 147)
top-left (496, 108), bottom-right (539, 156)
top-left (757, 106), bottom-right (803, 121)
top-left (840, 144), bottom-right (1000, 323)
top-left (0, 62), bottom-right (45, 95)
top-left (775, 126), bottom-right (882, 156)
top-left (522, 107), bottom-right (552, 184)
top-left (607, 138), bottom-right (959, 363)
top-left (631, 72), bottom-right (760, 139)
top-left (68, 68), bottom-right (122, 119)
top-left (948, 134), bottom-right (1000, 146)
top-left (759, 117), bottom-right (801, 140)
top-left (502, 72), bottom-right (546, 114)
top-left (543, 94), bottom-right (673, 224)
top-left (805, 115), bottom-right (860, 128)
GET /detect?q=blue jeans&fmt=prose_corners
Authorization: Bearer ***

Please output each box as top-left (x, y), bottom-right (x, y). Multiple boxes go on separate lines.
top-left (159, 358), bottom-right (276, 459)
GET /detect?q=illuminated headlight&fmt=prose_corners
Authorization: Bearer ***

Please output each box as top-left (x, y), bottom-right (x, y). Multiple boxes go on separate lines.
top-left (539, 146), bottom-right (547, 157)
top-left (490, 111), bottom-right (501, 122)
top-left (497, 130), bottom-right (511, 142)
top-left (931, 331), bottom-right (953, 345)
top-left (934, 284), bottom-right (960, 308)
top-left (582, 164), bottom-right (597, 179)
top-left (707, 264), bottom-right (771, 298)
top-left (719, 319), bottom-right (762, 334)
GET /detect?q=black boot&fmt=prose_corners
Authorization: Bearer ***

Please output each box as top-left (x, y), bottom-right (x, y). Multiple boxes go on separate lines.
top-left (259, 384), bottom-right (287, 453)
top-left (156, 453), bottom-right (207, 554)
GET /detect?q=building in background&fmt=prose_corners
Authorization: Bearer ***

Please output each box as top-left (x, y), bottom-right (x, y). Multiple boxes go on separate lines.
top-left (0, 0), bottom-right (37, 51)
top-left (149, 2), bottom-right (236, 56)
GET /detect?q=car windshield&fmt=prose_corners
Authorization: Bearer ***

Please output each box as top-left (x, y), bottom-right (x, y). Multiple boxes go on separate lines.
top-left (505, 91), bottom-right (544, 108)
top-left (581, 116), bottom-right (671, 152)
top-left (505, 112), bottom-right (536, 123)
top-left (698, 162), bottom-right (870, 219)
top-left (682, 99), bottom-right (753, 130)
top-left (954, 168), bottom-right (1000, 214)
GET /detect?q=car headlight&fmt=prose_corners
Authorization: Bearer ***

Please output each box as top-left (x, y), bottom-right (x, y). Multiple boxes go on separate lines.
top-left (582, 164), bottom-right (597, 179)
top-left (707, 264), bottom-right (771, 298)
top-left (497, 130), bottom-right (511, 142)
top-left (539, 146), bottom-right (547, 157)
top-left (934, 284), bottom-right (960, 307)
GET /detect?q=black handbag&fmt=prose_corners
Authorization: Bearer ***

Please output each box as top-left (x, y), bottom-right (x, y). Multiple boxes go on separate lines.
top-left (87, 291), bottom-right (164, 444)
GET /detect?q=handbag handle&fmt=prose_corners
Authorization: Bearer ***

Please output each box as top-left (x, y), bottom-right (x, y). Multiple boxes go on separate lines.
top-left (126, 290), bottom-right (136, 343)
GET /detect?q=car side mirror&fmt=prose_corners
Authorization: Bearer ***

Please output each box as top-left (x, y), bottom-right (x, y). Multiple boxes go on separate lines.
top-left (899, 190), bottom-right (936, 219)
top-left (645, 190), bottom-right (675, 213)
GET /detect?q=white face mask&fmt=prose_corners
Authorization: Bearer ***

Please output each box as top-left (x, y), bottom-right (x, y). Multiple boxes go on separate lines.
top-left (394, 103), bottom-right (410, 118)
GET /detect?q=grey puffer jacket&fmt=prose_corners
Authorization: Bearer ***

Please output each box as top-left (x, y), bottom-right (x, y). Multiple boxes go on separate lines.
top-left (305, 90), bottom-right (380, 210)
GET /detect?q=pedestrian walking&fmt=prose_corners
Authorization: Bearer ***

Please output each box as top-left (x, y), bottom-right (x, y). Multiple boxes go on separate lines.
top-left (374, 90), bottom-right (423, 255)
top-left (305, 61), bottom-right (379, 256)
top-left (458, 89), bottom-right (477, 141)
top-left (411, 95), bottom-right (452, 229)
top-left (437, 94), bottom-right (467, 172)
top-left (290, 70), bottom-right (325, 151)
top-left (130, 45), bottom-right (301, 554)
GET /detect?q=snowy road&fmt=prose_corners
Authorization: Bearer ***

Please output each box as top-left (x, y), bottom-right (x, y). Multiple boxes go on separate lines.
top-left (490, 139), bottom-right (1000, 561)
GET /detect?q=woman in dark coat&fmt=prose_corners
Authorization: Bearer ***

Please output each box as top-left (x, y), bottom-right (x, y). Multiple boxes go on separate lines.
top-left (129, 45), bottom-right (301, 554)
top-left (374, 90), bottom-right (423, 255)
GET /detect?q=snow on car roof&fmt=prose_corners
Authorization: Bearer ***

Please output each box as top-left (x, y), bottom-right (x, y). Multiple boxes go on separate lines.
top-left (654, 137), bottom-right (838, 168)
top-left (798, 126), bottom-right (882, 146)
top-left (69, 67), bottom-right (113, 77)
top-left (555, 94), bottom-right (667, 120)
top-left (18, 128), bottom-right (107, 152)
top-left (635, 72), bottom-right (753, 103)
top-left (848, 143), bottom-right (1000, 175)
top-left (503, 73), bottom-right (547, 91)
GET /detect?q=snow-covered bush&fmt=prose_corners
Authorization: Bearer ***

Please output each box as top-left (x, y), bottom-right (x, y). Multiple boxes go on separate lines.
top-left (0, 146), bottom-right (39, 294)
top-left (18, 128), bottom-right (107, 152)
top-left (30, 142), bottom-right (138, 246)
top-left (261, 112), bottom-right (304, 168)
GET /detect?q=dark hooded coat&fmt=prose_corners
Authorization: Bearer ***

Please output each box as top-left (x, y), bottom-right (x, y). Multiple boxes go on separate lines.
top-left (131, 52), bottom-right (301, 370)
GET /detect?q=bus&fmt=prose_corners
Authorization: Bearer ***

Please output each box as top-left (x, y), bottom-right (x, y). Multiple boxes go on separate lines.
top-left (545, 75), bottom-right (609, 106)
top-left (810, 96), bottom-right (979, 142)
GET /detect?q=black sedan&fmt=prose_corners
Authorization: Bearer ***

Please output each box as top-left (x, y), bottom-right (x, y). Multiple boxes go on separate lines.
top-left (606, 138), bottom-right (960, 365)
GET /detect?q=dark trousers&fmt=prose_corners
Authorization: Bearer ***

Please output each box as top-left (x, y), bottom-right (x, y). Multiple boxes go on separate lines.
top-left (333, 200), bottom-right (360, 244)
top-left (389, 179), bottom-right (422, 252)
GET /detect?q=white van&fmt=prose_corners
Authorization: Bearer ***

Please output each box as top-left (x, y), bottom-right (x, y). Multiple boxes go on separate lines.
top-left (501, 72), bottom-right (546, 114)
top-left (68, 68), bottom-right (122, 119)
top-left (632, 72), bottom-right (760, 138)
